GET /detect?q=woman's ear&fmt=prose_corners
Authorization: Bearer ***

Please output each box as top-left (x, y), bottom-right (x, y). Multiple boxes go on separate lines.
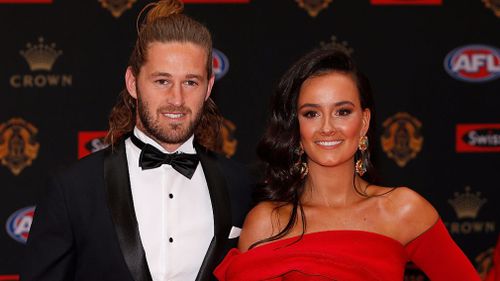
top-left (361, 109), bottom-right (371, 137)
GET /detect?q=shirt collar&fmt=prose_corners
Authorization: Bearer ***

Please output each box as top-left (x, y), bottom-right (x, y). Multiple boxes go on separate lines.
top-left (133, 127), bottom-right (196, 154)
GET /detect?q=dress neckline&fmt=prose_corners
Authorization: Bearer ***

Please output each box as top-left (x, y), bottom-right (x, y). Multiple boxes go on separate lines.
top-left (247, 229), bottom-right (404, 252)
top-left (245, 218), bottom-right (442, 253)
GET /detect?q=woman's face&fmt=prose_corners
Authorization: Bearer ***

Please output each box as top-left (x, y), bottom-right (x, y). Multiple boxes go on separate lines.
top-left (297, 72), bottom-right (370, 169)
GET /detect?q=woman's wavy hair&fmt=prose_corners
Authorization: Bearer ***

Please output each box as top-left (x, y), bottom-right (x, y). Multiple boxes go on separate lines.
top-left (105, 0), bottom-right (222, 150)
top-left (252, 47), bottom-right (376, 248)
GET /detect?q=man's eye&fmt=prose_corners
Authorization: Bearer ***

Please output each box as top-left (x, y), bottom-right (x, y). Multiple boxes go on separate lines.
top-left (155, 79), bottom-right (169, 85)
top-left (184, 80), bottom-right (198, 86)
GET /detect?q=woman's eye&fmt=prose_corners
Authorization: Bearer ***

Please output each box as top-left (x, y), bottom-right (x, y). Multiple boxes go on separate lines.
top-left (303, 111), bottom-right (319, 118)
top-left (338, 109), bottom-right (352, 116)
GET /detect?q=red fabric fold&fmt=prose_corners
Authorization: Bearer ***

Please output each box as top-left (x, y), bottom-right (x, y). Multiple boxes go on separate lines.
top-left (214, 219), bottom-right (481, 281)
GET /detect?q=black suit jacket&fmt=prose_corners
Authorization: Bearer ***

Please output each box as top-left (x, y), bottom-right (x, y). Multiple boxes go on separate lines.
top-left (21, 139), bottom-right (253, 281)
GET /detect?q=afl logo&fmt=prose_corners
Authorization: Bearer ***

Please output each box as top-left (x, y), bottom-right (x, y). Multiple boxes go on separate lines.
top-left (212, 48), bottom-right (229, 81)
top-left (444, 45), bottom-right (500, 82)
top-left (6, 206), bottom-right (35, 244)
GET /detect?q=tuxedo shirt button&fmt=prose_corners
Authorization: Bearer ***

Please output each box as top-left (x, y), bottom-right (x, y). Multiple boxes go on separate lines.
top-left (169, 193), bottom-right (173, 199)
top-left (169, 237), bottom-right (173, 243)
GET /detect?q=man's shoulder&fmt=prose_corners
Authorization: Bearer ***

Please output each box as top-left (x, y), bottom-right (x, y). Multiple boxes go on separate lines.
top-left (195, 144), bottom-right (249, 174)
top-left (51, 145), bottom-right (113, 183)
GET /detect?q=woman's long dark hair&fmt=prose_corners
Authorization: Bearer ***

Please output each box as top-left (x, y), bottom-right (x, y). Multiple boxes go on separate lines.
top-left (252, 47), bottom-right (376, 249)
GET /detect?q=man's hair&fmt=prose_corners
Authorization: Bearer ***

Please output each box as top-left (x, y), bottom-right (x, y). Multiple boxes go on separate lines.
top-left (106, 0), bottom-right (222, 150)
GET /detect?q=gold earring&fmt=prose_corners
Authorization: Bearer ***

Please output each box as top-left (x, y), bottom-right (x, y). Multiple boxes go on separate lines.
top-left (293, 144), bottom-right (308, 179)
top-left (355, 136), bottom-right (368, 176)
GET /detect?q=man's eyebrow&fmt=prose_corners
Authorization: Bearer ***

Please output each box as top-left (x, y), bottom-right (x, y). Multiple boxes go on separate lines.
top-left (150, 72), bottom-right (172, 77)
top-left (185, 74), bottom-right (203, 80)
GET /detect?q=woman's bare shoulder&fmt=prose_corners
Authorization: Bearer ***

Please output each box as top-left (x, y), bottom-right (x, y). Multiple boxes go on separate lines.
top-left (237, 201), bottom-right (288, 252)
top-left (379, 186), bottom-right (439, 244)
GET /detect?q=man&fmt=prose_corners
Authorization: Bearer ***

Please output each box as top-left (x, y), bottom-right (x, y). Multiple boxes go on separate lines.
top-left (21, 1), bottom-right (253, 281)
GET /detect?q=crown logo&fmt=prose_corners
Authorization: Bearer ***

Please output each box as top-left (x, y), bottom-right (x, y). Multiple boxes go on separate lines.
top-left (448, 186), bottom-right (487, 219)
top-left (20, 37), bottom-right (62, 71)
top-left (320, 35), bottom-right (354, 55)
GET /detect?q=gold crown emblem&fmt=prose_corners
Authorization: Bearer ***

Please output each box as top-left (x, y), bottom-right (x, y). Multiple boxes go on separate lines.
top-left (380, 112), bottom-right (423, 167)
top-left (320, 35), bottom-right (354, 55)
top-left (448, 186), bottom-right (487, 219)
top-left (482, 0), bottom-right (500, 18)
top-left (0, 118), bottom-right (40, 176)
top-left (221, 118), bottom-right (237, 158)
top-left (296, 0), bottom-right (333, 17)
top-left (99, 0), bottom-right (137, 18)
top-left (20, 37), bottom-right (62, 71)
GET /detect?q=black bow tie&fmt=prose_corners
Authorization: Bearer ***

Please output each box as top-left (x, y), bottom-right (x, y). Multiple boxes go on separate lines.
top-left (130, 134), bottom-right (199, 179)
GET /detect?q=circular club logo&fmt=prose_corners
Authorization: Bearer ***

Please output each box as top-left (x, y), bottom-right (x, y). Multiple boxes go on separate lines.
top-left (6, 206), bottom-right (35, 244)
top-left (444, 44), bottom-right (500, 82)
top-left (212, 48), bottom-right (229, 81)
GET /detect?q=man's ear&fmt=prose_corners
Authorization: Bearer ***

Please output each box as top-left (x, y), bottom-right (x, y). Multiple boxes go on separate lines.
top-left (125, 67), bottom-right (137, 99)
top-left (205, 74), bottom-right (215, 101)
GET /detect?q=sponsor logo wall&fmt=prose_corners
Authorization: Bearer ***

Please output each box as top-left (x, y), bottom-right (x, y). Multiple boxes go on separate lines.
top-left (6, 206), bottom-right (35, 244)
top-left (9, 37), bottom-right (72, 89)
top-left (370, 0), bottom-right (442, 4)
top-left (0, 0), bottom-right (498, 279)
top-left (456, 124), bottom-right (500, 152)
top-left (444, 45), bottom-right (500, 82)
top-left (0, 118), bottom-right (39, 176)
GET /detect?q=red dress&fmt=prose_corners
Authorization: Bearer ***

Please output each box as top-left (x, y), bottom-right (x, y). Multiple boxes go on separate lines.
top-left (214, 219), bottom-right (480, 281)
top-left (486, 235), bottom-right (500, 281)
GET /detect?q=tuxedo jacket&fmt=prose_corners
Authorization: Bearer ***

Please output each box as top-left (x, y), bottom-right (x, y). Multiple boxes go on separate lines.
top-left (21, 139), bottom-right (253, 281)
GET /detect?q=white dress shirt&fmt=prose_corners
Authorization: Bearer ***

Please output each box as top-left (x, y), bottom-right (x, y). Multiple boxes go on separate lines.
top-left (125, 127), bottom-right (214, 281)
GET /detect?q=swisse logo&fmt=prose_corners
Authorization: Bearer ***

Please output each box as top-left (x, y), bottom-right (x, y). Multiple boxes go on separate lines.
top-left (213, 49), bottom-right (229, 81)
top-left (10, 37), bottom-right (73, 88)
top-left (444, 45), bottom-right (500, 82)
top-left (78, 131), bottom-right (108, 159)
top-left (456, 124), bottom-right (500, 152)
top-left (6, 206), bottom-right (35, 244)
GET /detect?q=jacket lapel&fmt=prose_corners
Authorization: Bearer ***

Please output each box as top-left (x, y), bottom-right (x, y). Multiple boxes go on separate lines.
top-left (103, 140), bottom-right (152, 281)
top-left (195, 143), bottom-right (232, 281)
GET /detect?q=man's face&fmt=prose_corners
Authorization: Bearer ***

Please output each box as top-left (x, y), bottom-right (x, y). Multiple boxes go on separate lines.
top-left (126, 41), bottom-right (214, 152)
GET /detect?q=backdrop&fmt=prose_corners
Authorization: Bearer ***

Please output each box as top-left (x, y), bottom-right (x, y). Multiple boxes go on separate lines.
top-left (0, 0), bottom-right (499, 280)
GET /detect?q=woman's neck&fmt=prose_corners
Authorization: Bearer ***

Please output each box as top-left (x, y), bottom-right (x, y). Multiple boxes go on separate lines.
top-left (301, 160), bottom-right (367, 208)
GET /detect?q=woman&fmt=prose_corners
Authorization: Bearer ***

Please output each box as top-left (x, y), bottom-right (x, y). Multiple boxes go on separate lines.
top-left (214, 47), bottom-right (481, 280)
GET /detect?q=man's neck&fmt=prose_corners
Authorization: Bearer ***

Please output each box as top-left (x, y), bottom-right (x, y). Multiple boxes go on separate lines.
top-left (133, 127), bottom-right (195, 154)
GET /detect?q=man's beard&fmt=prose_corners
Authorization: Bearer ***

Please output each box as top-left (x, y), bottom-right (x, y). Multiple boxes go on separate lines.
top-left (137, 95), bottom-right (204, 146)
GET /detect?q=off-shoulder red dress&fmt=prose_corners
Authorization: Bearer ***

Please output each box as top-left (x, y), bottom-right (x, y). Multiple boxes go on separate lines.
top-left (214, 219), bottom-right (480, 281)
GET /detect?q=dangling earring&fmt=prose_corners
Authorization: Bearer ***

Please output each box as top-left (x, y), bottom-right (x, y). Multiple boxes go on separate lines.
top-left (355, 136), bottom-right (368, 176)
top-left (293, 144), bottom-right (308, 179)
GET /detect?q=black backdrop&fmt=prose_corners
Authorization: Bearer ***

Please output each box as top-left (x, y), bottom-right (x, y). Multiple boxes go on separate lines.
top-left (1, 0), bottom-right (499, 280)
